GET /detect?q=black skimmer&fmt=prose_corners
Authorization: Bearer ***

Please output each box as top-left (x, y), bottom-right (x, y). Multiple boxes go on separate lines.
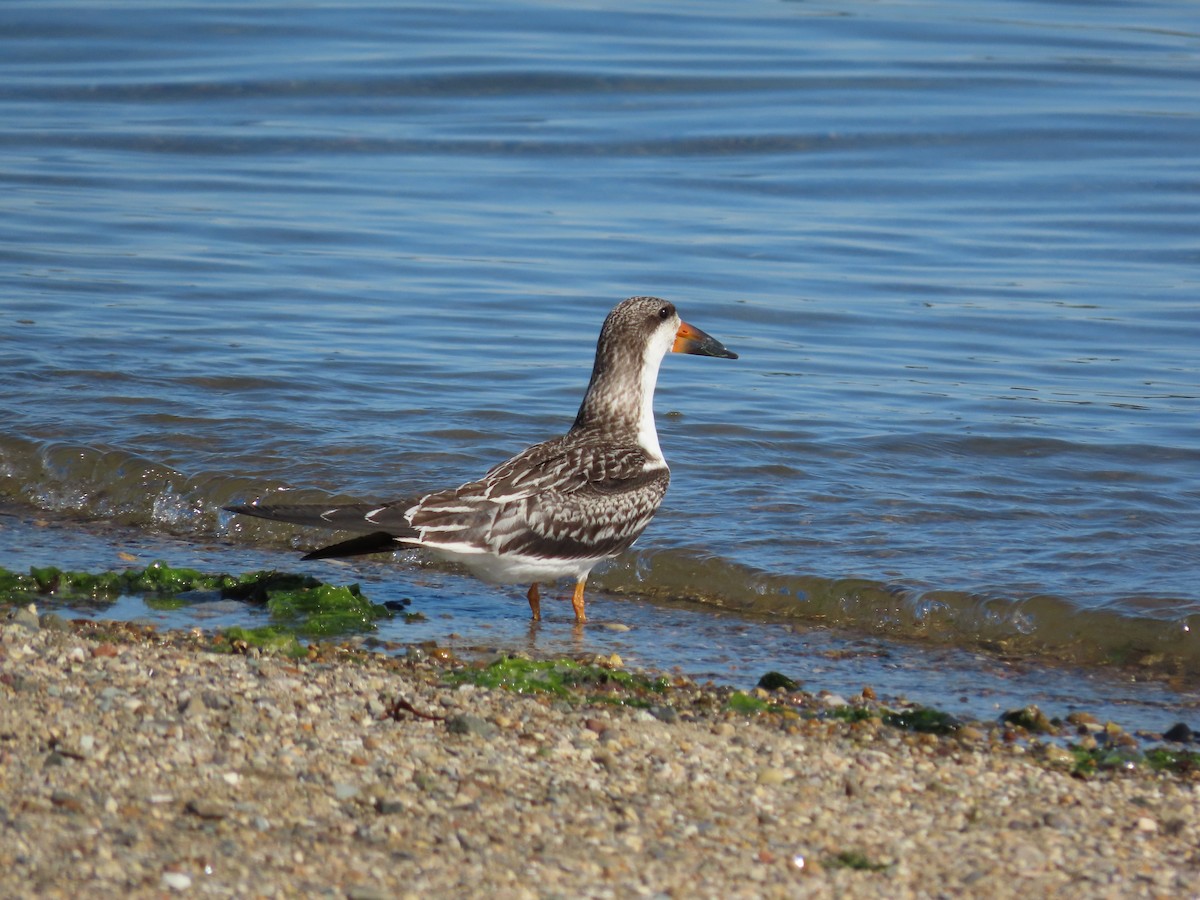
top-left (225, 295), bottom-right (737, 623)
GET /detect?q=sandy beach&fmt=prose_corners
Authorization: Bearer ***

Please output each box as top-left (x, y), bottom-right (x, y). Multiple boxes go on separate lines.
top-left (1, 612), bottom-right (1197, 899)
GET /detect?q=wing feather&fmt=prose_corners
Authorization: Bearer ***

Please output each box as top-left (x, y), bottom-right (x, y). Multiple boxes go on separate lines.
top-left (409, 436), bottom-right (670, 560)
top-left (228, 435), bottom-right (672, 566)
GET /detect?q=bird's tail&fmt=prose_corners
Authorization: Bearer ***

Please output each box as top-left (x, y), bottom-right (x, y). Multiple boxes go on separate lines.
top-left (224, 501), bottom-right (416, 532)
top-left (225, 501), bottom-right (421, 561)
top-left (301, 531), bottom-right (407, 560)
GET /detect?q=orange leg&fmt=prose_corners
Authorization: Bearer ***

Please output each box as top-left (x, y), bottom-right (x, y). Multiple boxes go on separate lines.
top-left (571, 579), bottom-right (587, 624)
top-left (526, 583), bottom-right (541, 620)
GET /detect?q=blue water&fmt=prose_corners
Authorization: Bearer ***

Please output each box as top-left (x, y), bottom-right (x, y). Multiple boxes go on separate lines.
top-left (2, 0), bottom-right (1199, 720)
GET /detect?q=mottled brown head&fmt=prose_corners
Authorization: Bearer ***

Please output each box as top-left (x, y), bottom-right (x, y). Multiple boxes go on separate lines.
top-left (572, 296), bottom-right (736, 456)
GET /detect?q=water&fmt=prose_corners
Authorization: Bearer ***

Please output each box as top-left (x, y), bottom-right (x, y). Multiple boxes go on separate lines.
top-left (2, 1), bottom-right (1198, 726)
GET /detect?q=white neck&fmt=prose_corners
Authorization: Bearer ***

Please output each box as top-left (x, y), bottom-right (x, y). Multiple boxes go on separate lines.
top-left (636, 349), bottom-right (665, 462)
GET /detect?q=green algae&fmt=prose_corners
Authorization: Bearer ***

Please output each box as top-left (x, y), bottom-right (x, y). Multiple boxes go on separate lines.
top-left (819, 702), bottom-right (959, 734)
top-left (1069, 744), bottom-right (1200, 779)
top-left (1144, 747), bottom-right (1200, 775)
top-left (883, 706), bottom-right (960, 735)
top-left (264, 582), bottom-right (388, 637)
top-left (1002, 704), bottom-right (1055, 734)
top-left (725, 691), bottom-right (788, 715)
top-left (0, 562), bottom-right (391, 640)
top-left (825, 705), bottom-right (876, 724)
top-left (0, 561), bottom-right (309, 600)
top-left (214, 626), bottom-right (306, 658)
top-left (447, 655), bottom-right (669, 702)
top-left (1068, 746), bottom-right (1139, 778)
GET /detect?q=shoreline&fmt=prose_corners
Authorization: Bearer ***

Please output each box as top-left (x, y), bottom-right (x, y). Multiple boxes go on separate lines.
top-left (2, 511), bottom-right (1197, 737)
top-left (2, 613), bottom-right (1198, 897)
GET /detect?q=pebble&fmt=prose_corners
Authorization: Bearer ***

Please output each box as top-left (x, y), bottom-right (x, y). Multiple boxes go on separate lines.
top-left (1163, 722), bottom-right (1193, 743)
top-left (185, 799), bottom-right (230, 820)
top-left (160, 872), bottom-right (192, 891)
top-left (649, 705), bottom-right (678, 724)
top-left (1042, 744), bottom-right (1075, 768)
top-left (10, 604), bottom-right (40, 633)
top-left (755, 767), bottom-right (790, 786)
top-left (444, 714), bottom-right (499, 739)
top-left (2, 619), bottom-right (1199, 898)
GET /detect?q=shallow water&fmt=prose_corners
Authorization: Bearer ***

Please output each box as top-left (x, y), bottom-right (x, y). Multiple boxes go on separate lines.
top-left (2, 1), bottom-right (1199, 714)
top-left (5, 510), bottom-right (1196, 733)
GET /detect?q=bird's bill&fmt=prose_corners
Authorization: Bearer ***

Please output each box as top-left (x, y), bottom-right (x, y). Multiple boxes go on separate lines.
top-left (673, 321), bottom-right (738, 359)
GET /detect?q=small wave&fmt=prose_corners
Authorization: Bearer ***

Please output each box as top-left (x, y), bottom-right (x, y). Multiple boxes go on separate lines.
top-left (3, 434), bottom-right (1197, 676)
top-left (596, 550), bottom-right (1200, 677)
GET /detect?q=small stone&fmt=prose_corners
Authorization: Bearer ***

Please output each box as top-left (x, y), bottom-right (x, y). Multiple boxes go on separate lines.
top-left (601, 623), bottom-right (630, 633)
top-left (50, 790), bottom-right (85, 813)
top-left (91, 643), bottom-right (119, 658)
top-left (1002, 705), bottom-right (1054, 734)
top-left (376, 798), bottom-right (407, 815)
top-left (185, 799), bottom-right (229, 820)
top-left (1137, 817), bottom-right (1158, 833)
top-left (445, 715), bottom-right (498, 739)
top-left (1102, 730), bottom-right (1139, 750)
top-left (1043, 812), bottom-right (1071, 830)
top-left (1012, 843), bottom-right (1044, 870)
top-left (39, 612), bottom-right (70, 631)
top-left (178, 694), bottom-right (205, 718)
top-left (649, 706), bottom-right (678, 724)
top-left (201, 690), bottom-right (232, 711)
top-left (797, 856), bottom-right (823, 876)
top-left (756, 671), bottom-right (799, 692)
top-left (333, 783), bottom-right (360, 801)
top-left (1043, 744), bottom-right (1075, 767)
top-left (10, 605), bottom-right (40, 633)
top-left (1163, 818), bottom-right (1187, 836)
top-left (160, 872), bottom-right (192, 891)
top-left (429, 646), bottom-right (455, 663)
top-left (1, 673), bottom-right (30, 692)
top-left (1163, 722), bottom-right (1193, 743)
top-left (756, 767), bottom-right (789, 786)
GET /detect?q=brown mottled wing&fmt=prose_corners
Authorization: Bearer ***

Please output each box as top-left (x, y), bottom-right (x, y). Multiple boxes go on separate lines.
top-left (408, 436), bottom-right (670, 561)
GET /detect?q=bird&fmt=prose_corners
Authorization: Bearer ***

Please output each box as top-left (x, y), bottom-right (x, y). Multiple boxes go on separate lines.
top-left (224, 295), bottom-right (737, 623)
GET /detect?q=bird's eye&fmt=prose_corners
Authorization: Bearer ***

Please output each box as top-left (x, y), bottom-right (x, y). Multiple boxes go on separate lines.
top-left (658, 305), bottom-right (671, 320)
